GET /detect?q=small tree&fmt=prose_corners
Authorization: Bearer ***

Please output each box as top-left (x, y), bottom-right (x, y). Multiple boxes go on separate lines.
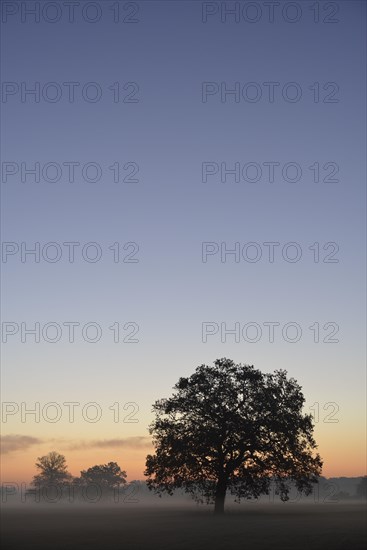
top-left (78, 462), bottom-right (127, 495)
top-left (145, 359), bottom-right (322, 514)
top-left (32, 451), bottom-right (72, 490)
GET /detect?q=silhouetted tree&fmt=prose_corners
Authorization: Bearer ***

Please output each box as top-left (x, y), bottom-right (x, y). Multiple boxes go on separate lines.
top-left (78, 462), bottom-right (127, 494)
top-left (145, 359), bottom-right (322, 514)
top-left (32, 451), bottom-right (72, 490)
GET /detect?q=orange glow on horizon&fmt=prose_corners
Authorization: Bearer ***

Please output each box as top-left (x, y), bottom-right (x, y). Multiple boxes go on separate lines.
top-left (1, 439), bottom-right (366, 486)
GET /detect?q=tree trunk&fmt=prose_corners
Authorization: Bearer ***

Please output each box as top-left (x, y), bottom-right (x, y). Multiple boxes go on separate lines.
top-left (214, 478), bottom-right (227, 514)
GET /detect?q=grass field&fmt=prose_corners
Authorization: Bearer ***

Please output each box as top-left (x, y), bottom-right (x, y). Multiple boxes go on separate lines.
top-left (1, 503), bottom-right (366, 550)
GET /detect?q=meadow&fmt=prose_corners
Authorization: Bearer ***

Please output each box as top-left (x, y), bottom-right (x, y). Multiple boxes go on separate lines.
top-left (1, 502), bottom-right (366, 550)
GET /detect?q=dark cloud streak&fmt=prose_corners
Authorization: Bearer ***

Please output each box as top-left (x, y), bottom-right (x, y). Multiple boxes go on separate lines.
top-left (66, 437), bottom-right (151, 451)
top-left (1, 434), bottom-right (42, 454)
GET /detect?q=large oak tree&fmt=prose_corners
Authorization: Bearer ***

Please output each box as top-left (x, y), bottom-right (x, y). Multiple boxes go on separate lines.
top-left (145, 359), bottom-right (322, 513)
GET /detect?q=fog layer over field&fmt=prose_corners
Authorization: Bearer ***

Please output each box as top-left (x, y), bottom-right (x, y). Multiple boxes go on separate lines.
top-left (1, 503), bottom-right (366, 550)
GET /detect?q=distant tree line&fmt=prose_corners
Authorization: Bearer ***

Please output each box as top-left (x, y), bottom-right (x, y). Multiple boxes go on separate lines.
top-left (28, 451), bottom-right (129, 502)
top-left (27, 451), bottom-right (367, 506)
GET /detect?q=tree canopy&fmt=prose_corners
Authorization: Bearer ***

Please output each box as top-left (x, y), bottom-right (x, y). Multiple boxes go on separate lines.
top-left (145, 358), bottom-right (322, 513)
top-left (32, 451), bottom-right (72, 488)
top-left (78, 462), bottom-right (127, 492)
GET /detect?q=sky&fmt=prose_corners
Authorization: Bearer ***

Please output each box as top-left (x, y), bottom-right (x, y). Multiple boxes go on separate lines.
top-left (1, 0), bottom-right (366, 485)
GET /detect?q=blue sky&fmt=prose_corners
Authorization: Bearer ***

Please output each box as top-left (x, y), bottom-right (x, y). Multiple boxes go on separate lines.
top-left (1, 0), bottom-right (366, 479)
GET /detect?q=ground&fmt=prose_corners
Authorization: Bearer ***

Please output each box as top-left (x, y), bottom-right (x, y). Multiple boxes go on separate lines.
top-left (1, 503), bottom-right (366, 550)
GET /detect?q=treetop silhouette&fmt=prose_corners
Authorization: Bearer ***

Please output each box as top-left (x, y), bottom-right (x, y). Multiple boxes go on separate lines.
top-left (78, 462), bottom-right (127, 491)
top-left (32, 451), bottom-right (72, 488)
top-left (145, 358), bottom-right (323, 514)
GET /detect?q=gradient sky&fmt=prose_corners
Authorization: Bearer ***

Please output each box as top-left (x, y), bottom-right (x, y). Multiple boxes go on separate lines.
top-left (1, 0), bottom-right (366, 484)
